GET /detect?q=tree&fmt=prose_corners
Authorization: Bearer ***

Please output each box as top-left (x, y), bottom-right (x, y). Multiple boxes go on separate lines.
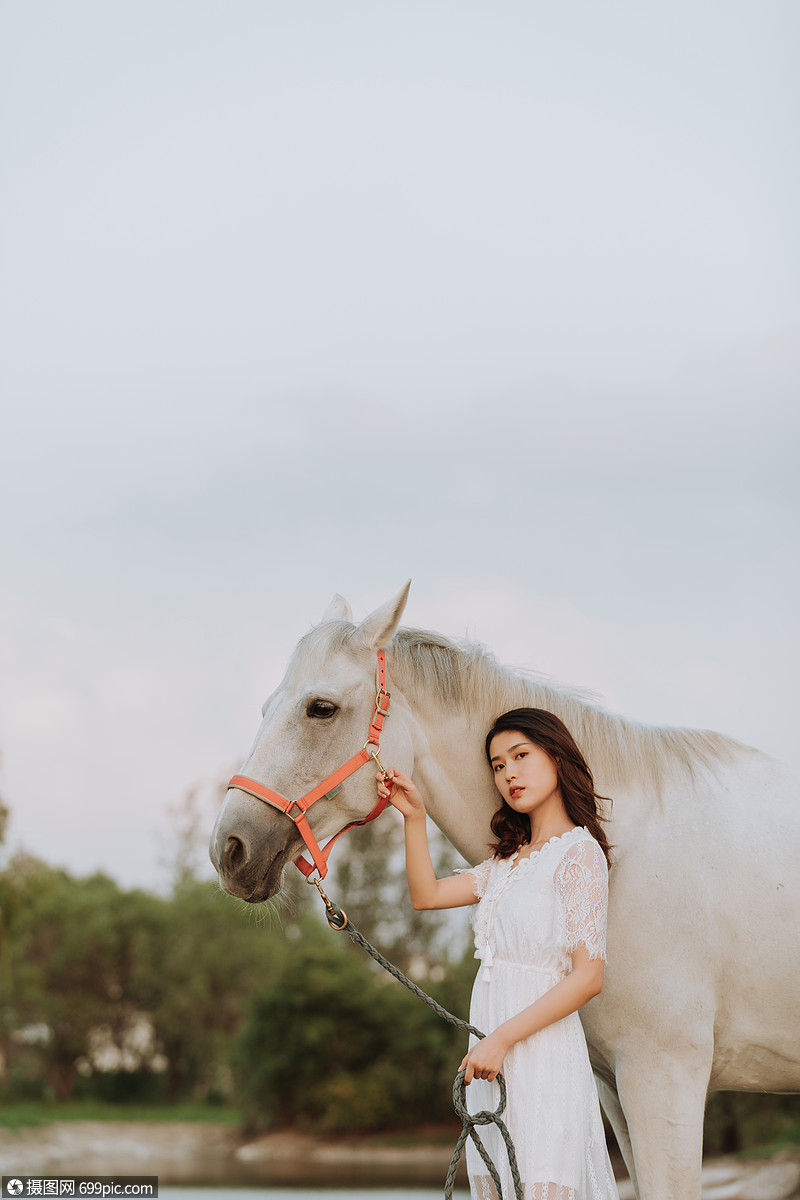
top-left (233, 914), bottom-right (465, 1132)
top-left (0, 856), bottom-right (160, 1099)
top-left (331, 807), bottom-right (473, 975)
top-left (0, 753), bottom-right (9, 848)
top-left (0, 852), bottom-right (292, 1104)
top-left (135, 877), bottom-right (286, 1101)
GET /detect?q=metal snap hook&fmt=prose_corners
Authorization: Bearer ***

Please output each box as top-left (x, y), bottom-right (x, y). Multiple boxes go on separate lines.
top-left (370, 747), bottom-right (389, 778)
top-left (308, 873), bottom-right (349, 931)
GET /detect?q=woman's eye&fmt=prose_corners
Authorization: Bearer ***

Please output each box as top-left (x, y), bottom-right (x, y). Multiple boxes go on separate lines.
top-left (307, 699), bottom-right (338, 719)
top-left (516, 752), bottom-right (527, 760)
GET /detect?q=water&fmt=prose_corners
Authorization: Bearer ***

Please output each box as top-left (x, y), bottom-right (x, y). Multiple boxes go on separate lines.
top-left (161, 1190), bottom-right (468, 1199)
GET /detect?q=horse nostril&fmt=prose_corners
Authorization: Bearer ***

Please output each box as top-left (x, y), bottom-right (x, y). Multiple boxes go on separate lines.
top-left (224, 835), bottom-right (247, 873)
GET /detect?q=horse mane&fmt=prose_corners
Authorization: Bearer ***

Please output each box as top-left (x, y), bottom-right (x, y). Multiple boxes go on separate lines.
top-left (388, 627), bottom-right (749, 791)
top-left (299, 620), bottom-right (750, 791)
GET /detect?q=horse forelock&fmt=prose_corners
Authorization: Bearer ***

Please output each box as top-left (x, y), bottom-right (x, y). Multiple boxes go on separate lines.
top-left (387, 627), bottom-right (748, 791)
top-left (289, 619), bottom-right (357, 675)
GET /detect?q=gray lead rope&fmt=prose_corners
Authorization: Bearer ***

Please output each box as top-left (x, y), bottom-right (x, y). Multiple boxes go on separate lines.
top-left (311, 881), bottom-right (523, 1200)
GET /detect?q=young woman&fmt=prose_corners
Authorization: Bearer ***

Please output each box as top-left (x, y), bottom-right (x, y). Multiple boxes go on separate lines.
top-left (377, 707), bottom-right (619, 1200)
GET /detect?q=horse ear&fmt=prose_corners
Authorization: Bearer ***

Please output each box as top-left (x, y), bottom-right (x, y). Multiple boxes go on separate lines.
top-left (354, 581), bottom-right (411, 649)
top-left (320, 593), bottom-right (353, 623)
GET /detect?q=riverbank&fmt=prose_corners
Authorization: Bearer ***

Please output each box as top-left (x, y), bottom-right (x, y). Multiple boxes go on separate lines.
top-left (0, 1120), bottom-right (467, 1188)
top-left (1, 1121), bottom-right (799, 1198)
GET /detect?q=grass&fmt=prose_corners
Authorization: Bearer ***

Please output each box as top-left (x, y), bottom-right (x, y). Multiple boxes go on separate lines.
top-left (0, 1100), bottom-right (240, 1132)
top-left (737, 1125), bottom-right (800, 1161)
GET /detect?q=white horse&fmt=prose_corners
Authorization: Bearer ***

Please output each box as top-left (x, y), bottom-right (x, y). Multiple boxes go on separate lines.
top-left (210, 583), bottom-right (800, 1200)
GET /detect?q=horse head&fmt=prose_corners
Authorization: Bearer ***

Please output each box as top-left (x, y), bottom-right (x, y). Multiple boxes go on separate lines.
top-left (210, 582), bottom-right (414, 901)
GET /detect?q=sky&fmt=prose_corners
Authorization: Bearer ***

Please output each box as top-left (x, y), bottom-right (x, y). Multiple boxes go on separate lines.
top-left (1, 1), bottom-right (798, 891)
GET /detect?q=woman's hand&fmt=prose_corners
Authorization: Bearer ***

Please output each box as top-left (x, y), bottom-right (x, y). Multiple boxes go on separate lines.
top-left (458, 1029), bottom-right (510, 1084)
top-left (377, 769), bottom-right (427, 822)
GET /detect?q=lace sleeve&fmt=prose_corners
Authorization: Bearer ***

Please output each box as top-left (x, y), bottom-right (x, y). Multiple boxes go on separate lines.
top-left (554, 838), bottom-right (609, 962)
top-left (455, 857), bottom-right (493, 900)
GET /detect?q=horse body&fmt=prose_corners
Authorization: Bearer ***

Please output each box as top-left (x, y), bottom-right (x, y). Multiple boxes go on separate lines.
top-left (210, 585), bottom-right (800, 1200)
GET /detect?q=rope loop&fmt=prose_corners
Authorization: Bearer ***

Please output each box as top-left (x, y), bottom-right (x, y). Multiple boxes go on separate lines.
top-left (452, 1065), bottom-right (507, 1124)
top-left (445, 1069), bottom-right (522, 1200)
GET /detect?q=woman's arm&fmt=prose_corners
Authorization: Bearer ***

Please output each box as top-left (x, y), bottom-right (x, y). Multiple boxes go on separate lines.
top-left (459, 944), bottom-right (604, 1082)
top-left (378, 769), bottom-right (479, 911)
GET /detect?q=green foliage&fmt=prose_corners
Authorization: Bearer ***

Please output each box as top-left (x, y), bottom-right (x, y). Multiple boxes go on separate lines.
top-left (331, 809), bottom-right (472, 972)
top-left (133, 877), bottom-right (287, 1100)
top-left (232, 915), bottom-right (467, 1132)
top-left (0, 856), bottom-right (157, 1100)
top-left (704, 1092), bottom-right (800, 1157)
top-left (0, 1100), bottom-right (239, 1131)
top-left (0, 853), bottom-right (289, 1105)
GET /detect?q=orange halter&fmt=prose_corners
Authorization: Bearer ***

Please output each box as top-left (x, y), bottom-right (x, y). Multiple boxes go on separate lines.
top-left (228, 649), bottom-right (391, 880)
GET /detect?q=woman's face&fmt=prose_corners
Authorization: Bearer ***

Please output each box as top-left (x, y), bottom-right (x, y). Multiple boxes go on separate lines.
top-left (489, 729), bottom-right (562, 819)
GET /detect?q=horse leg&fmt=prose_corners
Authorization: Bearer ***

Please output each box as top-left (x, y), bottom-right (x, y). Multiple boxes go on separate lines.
top-left (616, 1043), bottom-right (713, 1200)
top-left (595, 1077), bottom-right (639, 1198)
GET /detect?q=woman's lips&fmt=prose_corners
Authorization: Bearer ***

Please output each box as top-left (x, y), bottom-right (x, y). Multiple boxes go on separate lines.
top-left (510, 786), bottom-right (523, 798)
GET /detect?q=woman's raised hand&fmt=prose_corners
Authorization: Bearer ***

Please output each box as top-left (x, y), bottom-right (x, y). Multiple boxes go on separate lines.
top-left (378, 769), bottom-right (475, 913)
top-left (376, 769), bottom-right (427, 822)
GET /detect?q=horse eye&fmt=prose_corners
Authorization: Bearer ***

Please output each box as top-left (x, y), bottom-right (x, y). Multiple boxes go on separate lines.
top-left (307, 699), bottom-right (339, 719)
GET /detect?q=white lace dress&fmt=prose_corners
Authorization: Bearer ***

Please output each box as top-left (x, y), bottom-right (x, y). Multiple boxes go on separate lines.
top-left (460, 826), bottom-right (619, 1200)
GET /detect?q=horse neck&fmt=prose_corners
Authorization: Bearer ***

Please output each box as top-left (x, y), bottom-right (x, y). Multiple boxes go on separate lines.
top-left (394, 691), bottom-right (500, 864)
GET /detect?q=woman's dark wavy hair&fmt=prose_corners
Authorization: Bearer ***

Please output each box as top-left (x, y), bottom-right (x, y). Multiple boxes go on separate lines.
top-left (485, 708), bottom-right (613, 867)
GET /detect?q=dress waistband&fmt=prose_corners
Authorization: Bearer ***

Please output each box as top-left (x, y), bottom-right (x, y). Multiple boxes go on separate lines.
top-left (488, 956), bottom-right (561, 976)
